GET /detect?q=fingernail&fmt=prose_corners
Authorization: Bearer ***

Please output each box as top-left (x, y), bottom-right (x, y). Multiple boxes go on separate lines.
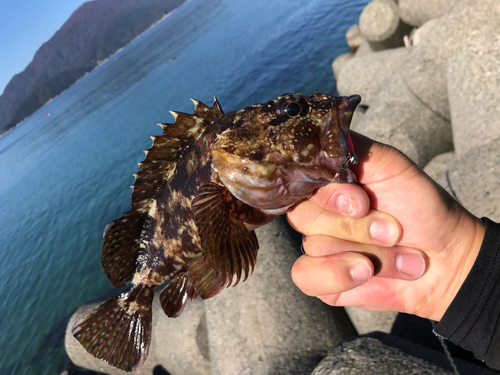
top-left (336, 194), bottom-right (357, 216)
top-left (350, 262), bottom-right (372, 282)
top-left (369, 220), bottom-right (398, 244)
top-left (396, 253), bottom-right (425, 278)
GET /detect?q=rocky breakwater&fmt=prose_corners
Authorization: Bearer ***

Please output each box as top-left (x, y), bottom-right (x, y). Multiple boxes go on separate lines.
top-left (317, 0), bottom-right (500, 373)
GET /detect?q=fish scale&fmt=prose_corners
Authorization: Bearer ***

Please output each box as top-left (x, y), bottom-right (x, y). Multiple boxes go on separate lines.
top-left (72, 92), bottom-right (361, 371)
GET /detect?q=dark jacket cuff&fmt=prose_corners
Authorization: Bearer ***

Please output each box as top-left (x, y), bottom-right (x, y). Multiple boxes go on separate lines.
top-left (433, 217), bottom-right (500, 369)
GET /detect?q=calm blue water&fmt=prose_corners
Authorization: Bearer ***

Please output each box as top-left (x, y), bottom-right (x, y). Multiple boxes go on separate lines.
top-left (0, 0), bottom-right (367, 373)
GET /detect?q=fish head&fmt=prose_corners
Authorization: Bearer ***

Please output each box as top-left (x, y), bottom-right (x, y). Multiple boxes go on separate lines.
top-left (212, 92), bottom-right (361, 211)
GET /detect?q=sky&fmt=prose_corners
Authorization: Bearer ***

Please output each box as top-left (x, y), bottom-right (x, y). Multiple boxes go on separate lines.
top-left (0, 0), bottom-right (87, 94)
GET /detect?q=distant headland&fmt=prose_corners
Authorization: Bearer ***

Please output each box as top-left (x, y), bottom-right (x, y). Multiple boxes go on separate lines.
top-left (0, 0), bottom-right (186, 136)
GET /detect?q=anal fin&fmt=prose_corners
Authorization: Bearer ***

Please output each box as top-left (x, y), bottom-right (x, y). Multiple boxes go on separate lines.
top-left (159, 273), bottom-right (198, 318)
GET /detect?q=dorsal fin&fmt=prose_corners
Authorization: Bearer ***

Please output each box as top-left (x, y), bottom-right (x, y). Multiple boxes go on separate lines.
top-left (101, 99), bottom-right (225, 288)
top-left (212, 96), bottom-right (224, 117)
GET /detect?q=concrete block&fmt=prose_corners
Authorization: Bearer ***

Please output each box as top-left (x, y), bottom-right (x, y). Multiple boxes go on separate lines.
top-left (345, 24), bottom-right (362, 53)
top-left (400, 0), bottom-right (500, 122)
top-left (359, 0), bottom-right (412, 50)
top-left (153, 297), bottom-right (210, 375)
top-left (204, 217), bottom-right (357, 375)
top-left (312, 336), bottom-right (452, 374)
top-left (344, 0), bottom-right (499, 168)
top-left (408, 18), bottom-right (440, 46)
top-left (65, 295), bottom-right (210, 375)
top-left (353, 37), bottom-right (377, 58)
top-left (448, 25), bottom-right (500, 158)
top-left (311, 332), bottom-right (495, 374)
top-left (344, 307), bottom-right (397, 334)
top-left (337, 47), bottom-right (409, 105)
top-left (331, 53), bottom-right (353, 81)
top-left (354, 74), bottom-right (453, 167)
top-left (447, 138), bottom-right (500, 222)
top-left (349, 104), bottom-right (366, 132)
top-left (399, 0), bottom-right (455, 27)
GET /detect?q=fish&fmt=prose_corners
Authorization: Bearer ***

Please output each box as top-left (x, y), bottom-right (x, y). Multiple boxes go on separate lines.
top-left (71, 92), bottom-right (361, 371)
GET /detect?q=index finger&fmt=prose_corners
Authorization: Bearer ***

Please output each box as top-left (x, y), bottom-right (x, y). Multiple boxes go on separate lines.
top-left (287, 199), bottom-right (402, 247)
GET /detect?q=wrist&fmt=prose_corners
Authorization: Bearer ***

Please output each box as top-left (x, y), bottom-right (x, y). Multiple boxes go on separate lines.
top-left (431, 212), bottom-right (486, 321)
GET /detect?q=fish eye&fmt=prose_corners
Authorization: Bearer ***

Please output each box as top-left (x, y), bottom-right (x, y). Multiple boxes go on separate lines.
top-left (285, 102), bottom-right (302, 116)
top-left (277, 94), bottom-right (310, 118)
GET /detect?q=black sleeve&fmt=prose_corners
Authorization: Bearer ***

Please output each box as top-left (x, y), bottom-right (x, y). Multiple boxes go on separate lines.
top-left (433, 217), bottom-right (500, 369)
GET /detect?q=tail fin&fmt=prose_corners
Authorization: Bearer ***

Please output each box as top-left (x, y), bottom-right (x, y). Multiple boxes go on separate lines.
top-left (71, 283), bottom-right (155, 372)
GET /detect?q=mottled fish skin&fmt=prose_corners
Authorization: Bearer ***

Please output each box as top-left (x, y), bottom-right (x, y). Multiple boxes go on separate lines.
top-left (71, 92), bottom-right (361, 372)
top-left (212, 92), bottom-right (360, 212)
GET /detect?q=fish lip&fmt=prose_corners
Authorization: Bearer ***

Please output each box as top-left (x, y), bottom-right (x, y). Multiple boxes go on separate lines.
top-left (338, 95), bottom-right (361, 154)
top-left (317, 94), bottom-right (360, 184)
top-left (341, 95), bottom-right (361, 130)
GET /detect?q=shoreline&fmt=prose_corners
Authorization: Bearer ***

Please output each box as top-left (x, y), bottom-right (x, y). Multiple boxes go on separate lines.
top-left (0, 6), bottom-right (183, 140)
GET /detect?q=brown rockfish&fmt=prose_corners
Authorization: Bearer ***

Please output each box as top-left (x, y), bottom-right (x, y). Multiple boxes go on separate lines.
top-left (72, 92), bottom-right (361, 371)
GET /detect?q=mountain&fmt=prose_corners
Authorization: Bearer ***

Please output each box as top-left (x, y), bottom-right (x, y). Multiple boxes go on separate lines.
top-left (0, 0), bottom-right (187, 135)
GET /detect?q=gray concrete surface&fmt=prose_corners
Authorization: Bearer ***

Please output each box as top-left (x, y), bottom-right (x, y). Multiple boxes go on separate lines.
top-left (311, 332), bottom-right (496, 374)
top-left (354, 74), bottom-right (453, 167)
top-left (341, 0), bottom-right (500, 168)
top-left (349, 104), bottom-right (367, 132)
top-left (407, 18), bottom-right (440, 46)
top-left (448, 24), bottom-right (500, 158)
top-left (204, 217), bottom-right (357, 375)
top-left (337, 47), bottom-right (409, 105)
top-left (345, 24), bottom-right (362, 53)
top-left (153, 297), bottom-right (210, 375)
top-left (399, 0), bottom-right (455, 27)
top-left (331, 53), bottom-right (352, 82)
top-left (447, 138), bottom-right (500, 222)
top-left (353, 37), bottom-right (377, 58)
top-left (344, 307), bottom-right (397, 335)
top-left (400, 0), bottom-right (500, 123)
top-left (359, 0), bottom-right (412, 51)
top-left (312, 335), bottom-right (453, 374)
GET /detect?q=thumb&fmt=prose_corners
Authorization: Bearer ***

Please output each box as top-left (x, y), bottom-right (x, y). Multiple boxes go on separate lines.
top-left (349, 131), bottom-right (419, 186)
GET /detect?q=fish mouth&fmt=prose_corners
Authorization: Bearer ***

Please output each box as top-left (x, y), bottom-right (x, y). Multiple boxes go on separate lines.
top-left (318, 94), bottom-right (360, 184)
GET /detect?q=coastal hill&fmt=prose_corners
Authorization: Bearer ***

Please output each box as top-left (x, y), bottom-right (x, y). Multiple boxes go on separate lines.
top-left (0, 0), bottom-right (186, 135)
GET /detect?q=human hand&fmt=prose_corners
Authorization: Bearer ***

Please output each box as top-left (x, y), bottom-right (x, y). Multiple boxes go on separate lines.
top-left (286, 132), bottom-right (485, 321)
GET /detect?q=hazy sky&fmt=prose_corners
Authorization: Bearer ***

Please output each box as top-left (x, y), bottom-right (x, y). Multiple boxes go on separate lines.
top-left (0, 0), bottom-right (87, 94)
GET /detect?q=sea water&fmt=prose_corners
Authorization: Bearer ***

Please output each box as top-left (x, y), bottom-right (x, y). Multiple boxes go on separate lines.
top-left (0, 0), bottom-right (367, 373)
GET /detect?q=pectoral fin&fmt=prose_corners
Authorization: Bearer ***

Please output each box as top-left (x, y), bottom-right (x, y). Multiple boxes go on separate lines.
top-left (191, 183), bottom-right (259, 292)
